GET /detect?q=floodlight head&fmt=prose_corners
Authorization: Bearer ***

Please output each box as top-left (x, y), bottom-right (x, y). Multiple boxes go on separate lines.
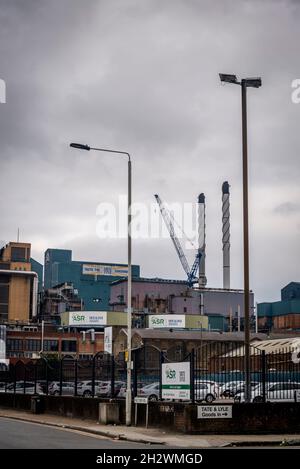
top-left (243, 77), bottom-right (262, 88)
top-left (70, 143), bottom-right (91, 151)
top-left (219, 73), bottom-right (238, 84)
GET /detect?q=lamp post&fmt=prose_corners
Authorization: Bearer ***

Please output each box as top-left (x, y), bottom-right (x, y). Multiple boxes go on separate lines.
top-left (219, 74), bottom-right (262, 402)
top-left (70, 142), bottom-right (132, 425)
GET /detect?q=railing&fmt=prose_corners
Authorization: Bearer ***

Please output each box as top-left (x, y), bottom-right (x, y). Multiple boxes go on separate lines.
top-left (0, 344), bottom-right (299, 403)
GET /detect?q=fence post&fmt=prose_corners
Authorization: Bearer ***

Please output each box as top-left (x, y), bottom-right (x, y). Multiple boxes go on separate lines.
top-left (159, 350), bottom-right (164, 401)
top-left (34, 361), bottom-right (37, 395)
top-left (74, 359), bottom-right (78, 397)
top-left (59, 358), bottom-right (63, 396)
top-left (92, 355), bottom-right (96, 397)
top-left (261, 350), bottom-right (266, 403)
top-left (45, 360), bottom-right (49, 395)
top-left (133, 349), bottom-right (138, 398)
top-left (111, 354), bottom-right (115, 398)
top-left (13, 364), bottom-right (16, 394)
top-left (190, 348), bottom-right (195, 404)
top-left (23, 363), bottom-right (26, 394)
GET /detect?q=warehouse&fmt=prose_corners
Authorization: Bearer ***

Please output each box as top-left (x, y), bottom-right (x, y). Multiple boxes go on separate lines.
top-left (258, 282), bottom-right (300, 332)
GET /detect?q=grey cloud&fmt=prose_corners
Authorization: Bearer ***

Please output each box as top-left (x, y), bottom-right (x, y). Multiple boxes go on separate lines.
top-left (274, 202), bottom-right (300, 215)
top-left (1, 0), bottom-right (300, 303)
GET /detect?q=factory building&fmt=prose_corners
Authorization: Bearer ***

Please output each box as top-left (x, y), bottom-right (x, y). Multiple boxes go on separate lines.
top-left (109, 277), bottom-right (254, 331)
top-left (44, 248), bottom-right (140, 311)
top-left (258, 282), bottom-right (300, 332)
top-left (0, 242), bottom-right (42, 324)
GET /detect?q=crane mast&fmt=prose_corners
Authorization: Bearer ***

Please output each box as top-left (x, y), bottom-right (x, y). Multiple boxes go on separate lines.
top-left (155, 194), bottom-right (201, 287)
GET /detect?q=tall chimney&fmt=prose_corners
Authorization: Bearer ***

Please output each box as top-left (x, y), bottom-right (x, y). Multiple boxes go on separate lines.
top-left (198, 193), bottom-right (207, 287)
top-left (222, 181), bottom-right (230, 289)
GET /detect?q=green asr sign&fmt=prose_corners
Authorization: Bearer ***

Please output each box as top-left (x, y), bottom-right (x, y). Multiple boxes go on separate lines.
top-left (151, 318), bottom-right (165, 325)
top-left (166, 368), bottom-right (176, 379)
top-left (72, 315), bottom-right (85, 322)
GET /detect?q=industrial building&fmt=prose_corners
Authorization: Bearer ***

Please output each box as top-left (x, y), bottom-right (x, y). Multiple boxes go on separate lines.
top-left (258, 282), bottom-right (300, 332)
top-left (44, 248), bottom-right (140, 311)
top-left (4, 323), bottom-right (104, 360)
top-left (109, 277), bottom-right (254, 331)
top-left (40, 282), bottom-right (83, 322)
top-left (0, 242), bottom-right (43, 324)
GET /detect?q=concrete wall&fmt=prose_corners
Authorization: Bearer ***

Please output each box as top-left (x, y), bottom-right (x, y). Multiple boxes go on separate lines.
top-left (1, 394), bottom-right (300, 434)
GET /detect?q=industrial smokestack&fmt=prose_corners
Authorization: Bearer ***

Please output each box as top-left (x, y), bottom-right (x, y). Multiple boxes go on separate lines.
top-left (222, 181), bottom-right (230, 289)
top-left (198, 193), bottom-right (207, 288)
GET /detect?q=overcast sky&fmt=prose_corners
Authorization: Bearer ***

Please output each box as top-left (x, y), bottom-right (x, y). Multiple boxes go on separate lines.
top-left (0, 0), bottom-right (300, 303)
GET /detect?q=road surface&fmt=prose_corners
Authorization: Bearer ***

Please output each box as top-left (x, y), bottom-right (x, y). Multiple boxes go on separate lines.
top-left (0, 417), bottom-right (164, 449)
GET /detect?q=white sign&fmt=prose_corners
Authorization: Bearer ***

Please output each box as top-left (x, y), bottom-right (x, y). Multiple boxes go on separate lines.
top-left (82, 264), bottom-right (128, 277)
top-left (68, 311), bottom-right (107, 327)
top-left (197, 405), bottom-right (232, 419)
top-left (134, 397), bottom-right (148, 404)
top-left (162, 362), bottom-right (190, 400)
top-left (149, 315), bottom-right (186, 329)
top-left (0, 325), bottom-right (9, 366)
top-left (104, 327), bottom-right (113, 354)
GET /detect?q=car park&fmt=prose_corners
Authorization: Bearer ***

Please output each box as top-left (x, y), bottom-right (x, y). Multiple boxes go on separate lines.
top-left (194, 382), bottom-right (217, 403)
top-left (77, 380), bottom-right (103, 397)
top-left (48, 381), bottom-right (75, 396)
top-left (219, 381), bottom-right (244, 398)
top-left (96, 380), bottom-right (125, 398)
top-left (6, 381), bottom-right (44, 395)
top-left (139, 382), bottom-right (160, 401)
top-left (235, 381), bottom-right (300, 403)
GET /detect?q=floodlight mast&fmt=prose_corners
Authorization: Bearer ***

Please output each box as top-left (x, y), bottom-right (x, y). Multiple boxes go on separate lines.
top-left (219, 73), bottom-right (261, 404)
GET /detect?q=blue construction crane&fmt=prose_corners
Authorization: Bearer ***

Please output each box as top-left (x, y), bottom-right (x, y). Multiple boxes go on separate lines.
top-left (154, 194), bottom-right (201, 288)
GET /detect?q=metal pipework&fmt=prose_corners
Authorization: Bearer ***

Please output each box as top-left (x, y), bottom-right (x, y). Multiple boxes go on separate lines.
top-left (198, 193), bottom-right (207, 288)
top-left (222, 181), bottom-right (230, 289)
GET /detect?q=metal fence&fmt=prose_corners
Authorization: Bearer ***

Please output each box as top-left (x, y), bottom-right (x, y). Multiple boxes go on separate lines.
top-left (0, 344), bottom-right (300, 403)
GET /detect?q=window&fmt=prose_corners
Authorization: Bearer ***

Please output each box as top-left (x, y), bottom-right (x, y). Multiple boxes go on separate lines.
top-left (11, 247), bottom-right (27, 262)
top-left (7, 339), bottom-right (24, 351)
top-left (25, 340), bottom-right (41, 352)
top-left (61, 340), bottom-right (77, 353)
top-left (43, 340), bottom-right (59, 352)
top-left (0, 285), bottom-right (9, 303)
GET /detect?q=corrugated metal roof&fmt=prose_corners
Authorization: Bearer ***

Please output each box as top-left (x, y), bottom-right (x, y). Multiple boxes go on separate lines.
top-left (223, 337), bottom-right (300, 356)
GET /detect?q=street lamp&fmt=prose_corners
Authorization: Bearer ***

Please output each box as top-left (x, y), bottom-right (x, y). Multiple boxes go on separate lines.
top-left (219, 73), bottom-right (262, 403)
top-left (70, 142), bottom-right (133, 425)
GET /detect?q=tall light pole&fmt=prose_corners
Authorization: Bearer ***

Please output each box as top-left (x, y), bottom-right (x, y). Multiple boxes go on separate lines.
top-left (70, 142), bottom-right (132, 425)
top-left (219, 74), bottom-right (262, 402)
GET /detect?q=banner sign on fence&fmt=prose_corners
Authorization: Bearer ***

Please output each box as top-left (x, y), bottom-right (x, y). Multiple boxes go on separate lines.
top-left (197, 405), bottom-right (233, 419)
top-left (149, 314), bottom-right (186, 329)
top-left (104, 326), bottom-right (113, 354)
top-left (162, 361), bottom-right (190, 400)
top-left (0, 325), bottom-right (9, 366)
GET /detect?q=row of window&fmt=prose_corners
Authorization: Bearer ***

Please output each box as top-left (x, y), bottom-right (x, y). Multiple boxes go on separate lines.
top-left (6, 339), bottom-right (77, 352)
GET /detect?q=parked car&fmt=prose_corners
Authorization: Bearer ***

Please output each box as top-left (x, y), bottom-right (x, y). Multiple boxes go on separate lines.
top-left (235, 382), bottom-right (300, 403)
top-left (195, 380), bottom-right (220, 397)
top-left (48, 381), bottom-right (75, 396)
top-left (6, 381), bottom-right (44, 395)
top-left (0, 382), bottom-right (6, 393)
top-left (139, 382), bottom-right (160, 401)
top-left (229, 381), bottom-right (259, 397)
top-left (77, 380), bottom-right (103, 397)
top-left (117, 382), bottom-right (145, 398)
top-left (219, 381), bottom-right (244, 398)
top-left (96, 380), bottom-right (125, 398)
top-left (194, 382), bottom-right (217, 403)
